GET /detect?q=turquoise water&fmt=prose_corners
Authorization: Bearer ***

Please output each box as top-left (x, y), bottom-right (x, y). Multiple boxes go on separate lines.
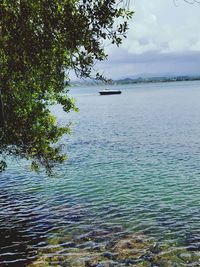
top-left (0, 81), bottom-right (200, 266)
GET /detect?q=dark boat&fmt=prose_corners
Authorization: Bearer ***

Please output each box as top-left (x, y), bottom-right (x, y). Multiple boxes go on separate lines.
top-left (99, 89), bottom-right (122, 95)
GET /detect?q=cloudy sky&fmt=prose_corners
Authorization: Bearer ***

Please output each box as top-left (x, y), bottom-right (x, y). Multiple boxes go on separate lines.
top-left (97, 0), bottom-right (200, 79)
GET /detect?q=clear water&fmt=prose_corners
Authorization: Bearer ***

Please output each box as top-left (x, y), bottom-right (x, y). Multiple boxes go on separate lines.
top-left (0, 81), bottom-right (200, 266)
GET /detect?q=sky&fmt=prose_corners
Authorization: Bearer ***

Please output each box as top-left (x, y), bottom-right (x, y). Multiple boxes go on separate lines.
top-left (96, 0), bottom-right (200, 79)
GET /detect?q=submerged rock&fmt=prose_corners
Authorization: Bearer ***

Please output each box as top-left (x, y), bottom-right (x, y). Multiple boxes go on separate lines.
top-left (124, 258), bottom-right (142, 265)
top-left (187, 244), bottom-right (200, 251)
top-left (26, 228), bottom-right (200, 267)
top-left (60, 241), bottom-right (76, 248)
top-left (102, 252), bottom-right (118, 260)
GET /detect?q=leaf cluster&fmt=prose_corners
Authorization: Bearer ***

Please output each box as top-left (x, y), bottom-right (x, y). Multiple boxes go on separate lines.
top-left (0, 0), bottom-right (133, 174)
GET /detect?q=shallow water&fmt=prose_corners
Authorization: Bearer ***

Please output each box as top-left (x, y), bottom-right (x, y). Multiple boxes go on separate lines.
top-left (0, 81), bottom-right (200, 266)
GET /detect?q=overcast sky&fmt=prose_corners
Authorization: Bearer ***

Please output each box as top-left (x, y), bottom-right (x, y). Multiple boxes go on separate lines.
top-left (96, 0), bottom-right (200, 79)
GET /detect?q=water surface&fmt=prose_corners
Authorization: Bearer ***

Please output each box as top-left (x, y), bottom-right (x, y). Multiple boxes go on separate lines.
top-left (0, 81), bottom-right (200, 266)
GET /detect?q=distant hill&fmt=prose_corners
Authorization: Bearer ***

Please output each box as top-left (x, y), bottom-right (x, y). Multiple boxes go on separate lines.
top-left (114, 75), bottom-right (200, 84)
top-left (70, 74), bottom-right (200, 86)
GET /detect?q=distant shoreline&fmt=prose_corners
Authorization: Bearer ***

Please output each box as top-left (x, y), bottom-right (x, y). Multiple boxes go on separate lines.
top-left (114, 75), bottom-right (200, 85)
top-left (71, 75), bottom-right (200, 87)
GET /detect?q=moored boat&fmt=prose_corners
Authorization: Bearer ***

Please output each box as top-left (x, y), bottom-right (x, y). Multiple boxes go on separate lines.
top-left (99, 89), bottom-right (122, 95)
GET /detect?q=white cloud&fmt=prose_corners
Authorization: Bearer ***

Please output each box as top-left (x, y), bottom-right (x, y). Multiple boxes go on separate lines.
top-left (96, 0), bottom-right (200, 79)
top-left (121, 0), bottom-right (200, 54)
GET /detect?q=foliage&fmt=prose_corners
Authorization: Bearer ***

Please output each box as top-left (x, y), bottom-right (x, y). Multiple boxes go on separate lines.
top-left (0, 0), bottom-right (133, 174)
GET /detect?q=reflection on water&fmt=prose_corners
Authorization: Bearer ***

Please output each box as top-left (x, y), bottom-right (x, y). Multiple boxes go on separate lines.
top-left (0, 189), bottom-right (45, 266)
top-left (0, 81), bottom-right (200, 266)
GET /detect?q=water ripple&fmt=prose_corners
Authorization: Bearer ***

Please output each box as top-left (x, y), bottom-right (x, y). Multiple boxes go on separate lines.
top-left (1, 82), bottom-right (200, 266)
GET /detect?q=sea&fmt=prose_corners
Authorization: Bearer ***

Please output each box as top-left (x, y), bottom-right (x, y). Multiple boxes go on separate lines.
top-left (0, 81), bottom-right (200, 266)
